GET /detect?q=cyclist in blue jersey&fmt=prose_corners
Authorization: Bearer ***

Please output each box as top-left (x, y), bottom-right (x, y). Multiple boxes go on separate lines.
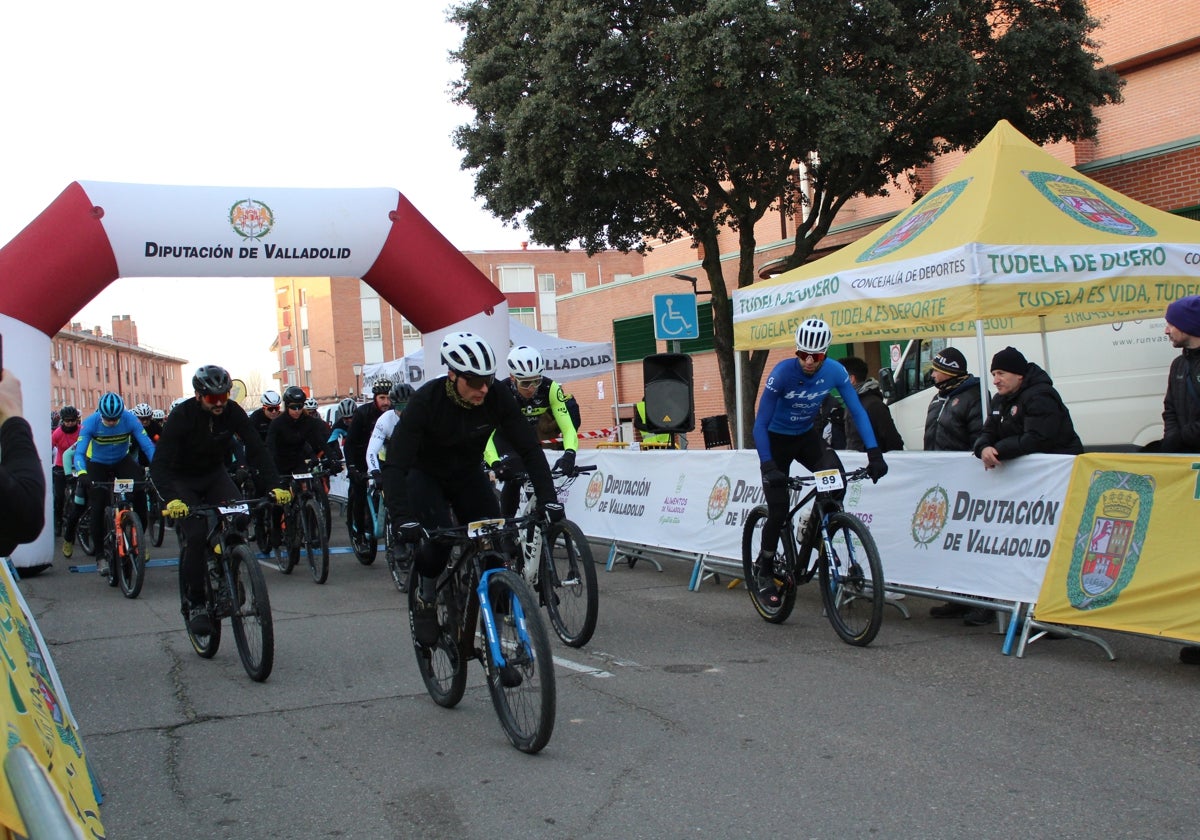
top-left (752, 318), bottom-right (888, 606)
top-left (62, 392), bottom-right (157, 564)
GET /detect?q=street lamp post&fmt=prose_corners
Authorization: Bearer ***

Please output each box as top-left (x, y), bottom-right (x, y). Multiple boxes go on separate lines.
top-left (352, 363), bottom-right (362, 401)
top-left (317, 348), bottom-right (335, 398)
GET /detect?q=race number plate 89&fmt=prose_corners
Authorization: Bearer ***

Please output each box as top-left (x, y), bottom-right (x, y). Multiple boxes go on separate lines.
top-left (812, 468), bottom-right (844, 492)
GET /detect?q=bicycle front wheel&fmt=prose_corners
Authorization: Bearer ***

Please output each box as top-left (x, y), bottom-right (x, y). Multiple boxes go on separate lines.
top-left (282, 507), bottom-right (300, 575)
top-left (117, 511), bottom-right (146, 599)
top-left (741, 505), bottom-right (797, 623)
top-left (818, 511), bottom-right (885, 647)
top-left (408, 571), bottom-right (467, 708)
top-left (149, 504), bottom-right (166, 548)
top-left (541, 521), bottom-right (598, 647)
top-left (228, 544), bottom-right (275, 681)
top-left (178, 563), bottom-right (220, 658)
top-left (483, 569), bottom-right (556, 754)
top-left (302, 500), bottom-right (330, 584)
top-left (77, 505), bottom-right (97, 557)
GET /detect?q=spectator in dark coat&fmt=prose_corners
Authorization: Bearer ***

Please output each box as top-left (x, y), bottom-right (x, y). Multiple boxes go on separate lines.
top-left (0, 371), bottom-right (46, 556)
top-left (974, 346), bottom-right (1083, 469)
top-left (1161, 295), bottom-right (1200, 665)
top-left (841, 357), bottom-right (904, 452)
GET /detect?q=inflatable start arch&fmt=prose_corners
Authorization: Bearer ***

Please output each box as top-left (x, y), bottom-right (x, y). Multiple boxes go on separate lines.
top-left (0, 181), bottom-right (511, 567)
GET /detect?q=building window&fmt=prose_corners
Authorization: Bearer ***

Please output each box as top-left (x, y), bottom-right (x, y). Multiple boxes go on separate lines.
top-left (401, 320), bottom-right (420, 340)
top-left (498, 265), bottom-right (535, 293)
top-left (541, 313), bottom-right (557, 333)
top-left (571, 272), bottom-right (586, 293)
top-left (511, 308), bottom-right (537, 329)
top-left (538, 273), bottom-right (556, 293)
top-left (363, 320), bottom-right (382, 340)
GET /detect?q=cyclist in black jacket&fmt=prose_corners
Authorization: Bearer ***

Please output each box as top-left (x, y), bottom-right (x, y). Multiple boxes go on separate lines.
top-left (344, 379), bottom-right (393, 548)
top-left (384, 332), bottom-right (562, 646)
top-left (152, 366), bottom-right (291, 636)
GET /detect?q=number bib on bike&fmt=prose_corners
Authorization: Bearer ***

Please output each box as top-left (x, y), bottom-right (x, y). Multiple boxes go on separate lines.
top-left (114, 478), bottom-right (135, 494)
top-left (467, 518), bottom-right (506, 538)
top-left (813, 468), bottom-right (844, 492)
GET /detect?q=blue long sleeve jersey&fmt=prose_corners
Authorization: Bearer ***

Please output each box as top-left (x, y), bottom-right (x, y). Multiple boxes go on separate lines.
top-left (75, 410), bottom-right (156, 469)
top-left (753, 357), bottom-right (878, 462)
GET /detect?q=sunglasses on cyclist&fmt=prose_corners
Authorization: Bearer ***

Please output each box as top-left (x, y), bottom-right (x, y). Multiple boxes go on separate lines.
top-left (458, 372), bottom-right (495, 389)
top-left (201, 392), bottom-right (230, 405)
top-left (514, 376), bottom-right (541, 388)
top-left (285, 402), bottom-right (305, 411)
top-left (796, 351), bottom-right (827, 364)
top-left (263, 405), bottom-right (281, 413)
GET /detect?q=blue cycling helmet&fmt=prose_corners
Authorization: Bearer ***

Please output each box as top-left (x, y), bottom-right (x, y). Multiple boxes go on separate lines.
top-left (98, 392), bottom-right (124, 420)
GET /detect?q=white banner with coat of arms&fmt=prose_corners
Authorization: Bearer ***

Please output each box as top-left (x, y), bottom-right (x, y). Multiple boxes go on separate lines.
top-left (566, 450), bottom-right (1074, 605)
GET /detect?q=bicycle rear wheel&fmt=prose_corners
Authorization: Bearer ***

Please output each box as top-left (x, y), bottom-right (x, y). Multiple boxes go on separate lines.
top-left (117, 511), bottom-right (146, 599)
top-left (302, 500), bottom-right (330, 584)
top-left (408, 570), bottom-right (467, 708)
top-left (540, 520), bottom-right (598, 647)
top-left (178, 563), bottom-right (220, 658)
top-left (483, 569), bottom-right (556, 753)
top-left (352, 489), bottom-right (379, 565)
top-left (818, 511), bottom-right (885, 647)
top-left (227, 544), bottom-right (275, 681)
top-left (77, 504), bottom-right (97, 557)
top-left (741, 505), bottom-right (797, 623)
top-left (387, 541), bottom-right (413, 593)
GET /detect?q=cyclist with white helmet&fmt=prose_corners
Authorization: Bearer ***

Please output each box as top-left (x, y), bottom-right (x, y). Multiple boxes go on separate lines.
top-left (248, 389), bottom-right (282, 443)
top-left (485, 344), bottom-right (580, 516)
top-left (343, 378), bottom-right (394, 552)
top-left (62, 392), bottom-right (157, 563)
top-left (365, 381), bottom-right (415, 483)
top-left (752, 318), bottom-right (888, 607)
top-left (384, 331), bottom-right (562, 646)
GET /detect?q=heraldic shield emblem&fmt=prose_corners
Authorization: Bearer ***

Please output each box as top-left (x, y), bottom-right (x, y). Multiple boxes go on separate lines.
top-left (1066, 470), bottom-right (1155, 610)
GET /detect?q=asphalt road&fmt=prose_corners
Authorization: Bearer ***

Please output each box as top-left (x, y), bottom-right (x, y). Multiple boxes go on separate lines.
top-left (17, 516), bottom-right (1200, 839)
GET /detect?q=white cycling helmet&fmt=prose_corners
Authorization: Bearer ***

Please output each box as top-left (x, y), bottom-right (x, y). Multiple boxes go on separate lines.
top-left (304, 397), bottom-right (318, 410)
top-left (132, 402), bottom-right (153, 418)
top-left (794, 318), bottom-right (833, 354)
top-left (151, 409), bottom-right (166, 421)
top-left (261, 389), bottom-right (282, 407)
top-left (506, 345), bottom-right (544, 378)
top-left (440, 331), bottom-right (498, 377)
top-left (170, 397), bottom-right (188, 411)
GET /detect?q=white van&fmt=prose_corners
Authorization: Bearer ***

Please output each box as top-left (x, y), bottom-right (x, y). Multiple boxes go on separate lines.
top-left (880, 318), bottom-right (1177, 451)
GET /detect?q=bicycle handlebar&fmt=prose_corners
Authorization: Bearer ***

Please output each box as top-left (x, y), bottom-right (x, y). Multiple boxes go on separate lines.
top-left (785, 466), bottom-right (871, 491)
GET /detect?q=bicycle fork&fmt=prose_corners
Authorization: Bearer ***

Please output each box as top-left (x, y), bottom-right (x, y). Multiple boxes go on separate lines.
top-left (477, 569), bottom-right (532, 669)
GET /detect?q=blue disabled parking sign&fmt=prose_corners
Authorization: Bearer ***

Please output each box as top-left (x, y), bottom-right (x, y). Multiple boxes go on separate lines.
top-left (653, 293), bottom-right (699, 341)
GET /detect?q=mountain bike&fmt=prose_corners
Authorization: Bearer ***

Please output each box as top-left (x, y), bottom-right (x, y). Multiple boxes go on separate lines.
top-left (741, 466), bottom-right (885, 646)
top-left (510, 464), bottom-right (599, 647)
top-left (366, 480), bottom-right (411, 592)
top-left (95, 478), bottom-right (148, 598)
top-left (275, 461), bottom-right (332, 584)
top-left (408, 516), bottom-right (556, 754)
top-left (174, 498), bottom-right (274, 682)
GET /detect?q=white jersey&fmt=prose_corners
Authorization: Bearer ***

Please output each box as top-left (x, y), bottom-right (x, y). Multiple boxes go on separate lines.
top-left (365, 410), bottom-right (401, 475)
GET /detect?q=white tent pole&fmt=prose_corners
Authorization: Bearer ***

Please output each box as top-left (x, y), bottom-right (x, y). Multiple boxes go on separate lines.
top-left (734, 350), bottom-right (744, 448)
top-left (1039, 315), bottom-right (1051, 374)
top-left (975, 319), bottom-right (989, 425)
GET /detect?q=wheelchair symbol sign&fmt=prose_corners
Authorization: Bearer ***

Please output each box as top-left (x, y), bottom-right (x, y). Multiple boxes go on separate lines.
top-left (653, 294), bottom-right (699, 341)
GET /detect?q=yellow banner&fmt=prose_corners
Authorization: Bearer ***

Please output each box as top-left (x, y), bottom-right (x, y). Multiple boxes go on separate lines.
top-left (1034, 453), bottom-right (1200, 641)
top-left (0, 564), bottom-right (103, 838)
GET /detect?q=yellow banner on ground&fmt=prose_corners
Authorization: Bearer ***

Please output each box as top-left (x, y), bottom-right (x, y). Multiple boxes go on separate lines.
top-left (1033, 453), bottom-right (1200, 641)
top-left (0, 564), bottom-right (103, 838)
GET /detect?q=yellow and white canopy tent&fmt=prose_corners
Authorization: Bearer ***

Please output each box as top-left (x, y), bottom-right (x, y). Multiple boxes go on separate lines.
top-left (732, 119), bottom-right (1200, 351)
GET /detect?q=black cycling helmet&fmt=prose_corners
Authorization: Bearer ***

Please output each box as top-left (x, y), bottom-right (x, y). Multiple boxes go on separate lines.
top-left (389, 382), bottom-right (415, 406)
top-left (192, 365), bottom-right (232, 395)
top-left (59, 405), bottom-right (80, 423)
top-left (282, 385), bottom-right (306, 406)
top-left (371, 377), bottom-right (394, 396)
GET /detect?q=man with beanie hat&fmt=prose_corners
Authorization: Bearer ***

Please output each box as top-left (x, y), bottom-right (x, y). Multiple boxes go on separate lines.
top-left (923, 345), bottom-right (993, 623)
top-left (974, 346), bottom-right (1083, 469)
top-left (1160, 295), bottom-right (1200, 664)
top-left (924, 347), bottom-right (987, 453)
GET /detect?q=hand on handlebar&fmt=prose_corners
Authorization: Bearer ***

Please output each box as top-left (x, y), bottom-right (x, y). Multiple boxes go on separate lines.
top-left (865, 448), bottom-right (888, 484)
top-left (270, 487), bottom-right (293, 506)
top-left (760, 460), bottom-right (788, 488)
top-left (165, 499), bottom-right (189, 519)
top-left (553, 450), bottom-right (576, 474)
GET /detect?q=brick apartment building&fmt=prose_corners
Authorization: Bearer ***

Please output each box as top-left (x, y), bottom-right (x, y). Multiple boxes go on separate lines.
top-left (274, 1), bottom-right (1198, 447)
top-left (271, 245), bottom-right (645, 403)
top-left (50, 316), bottom-right (187, 414)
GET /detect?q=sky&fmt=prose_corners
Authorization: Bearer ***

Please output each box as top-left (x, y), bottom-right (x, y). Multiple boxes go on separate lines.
top-left (0, 2), bottom-right (529, 386)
